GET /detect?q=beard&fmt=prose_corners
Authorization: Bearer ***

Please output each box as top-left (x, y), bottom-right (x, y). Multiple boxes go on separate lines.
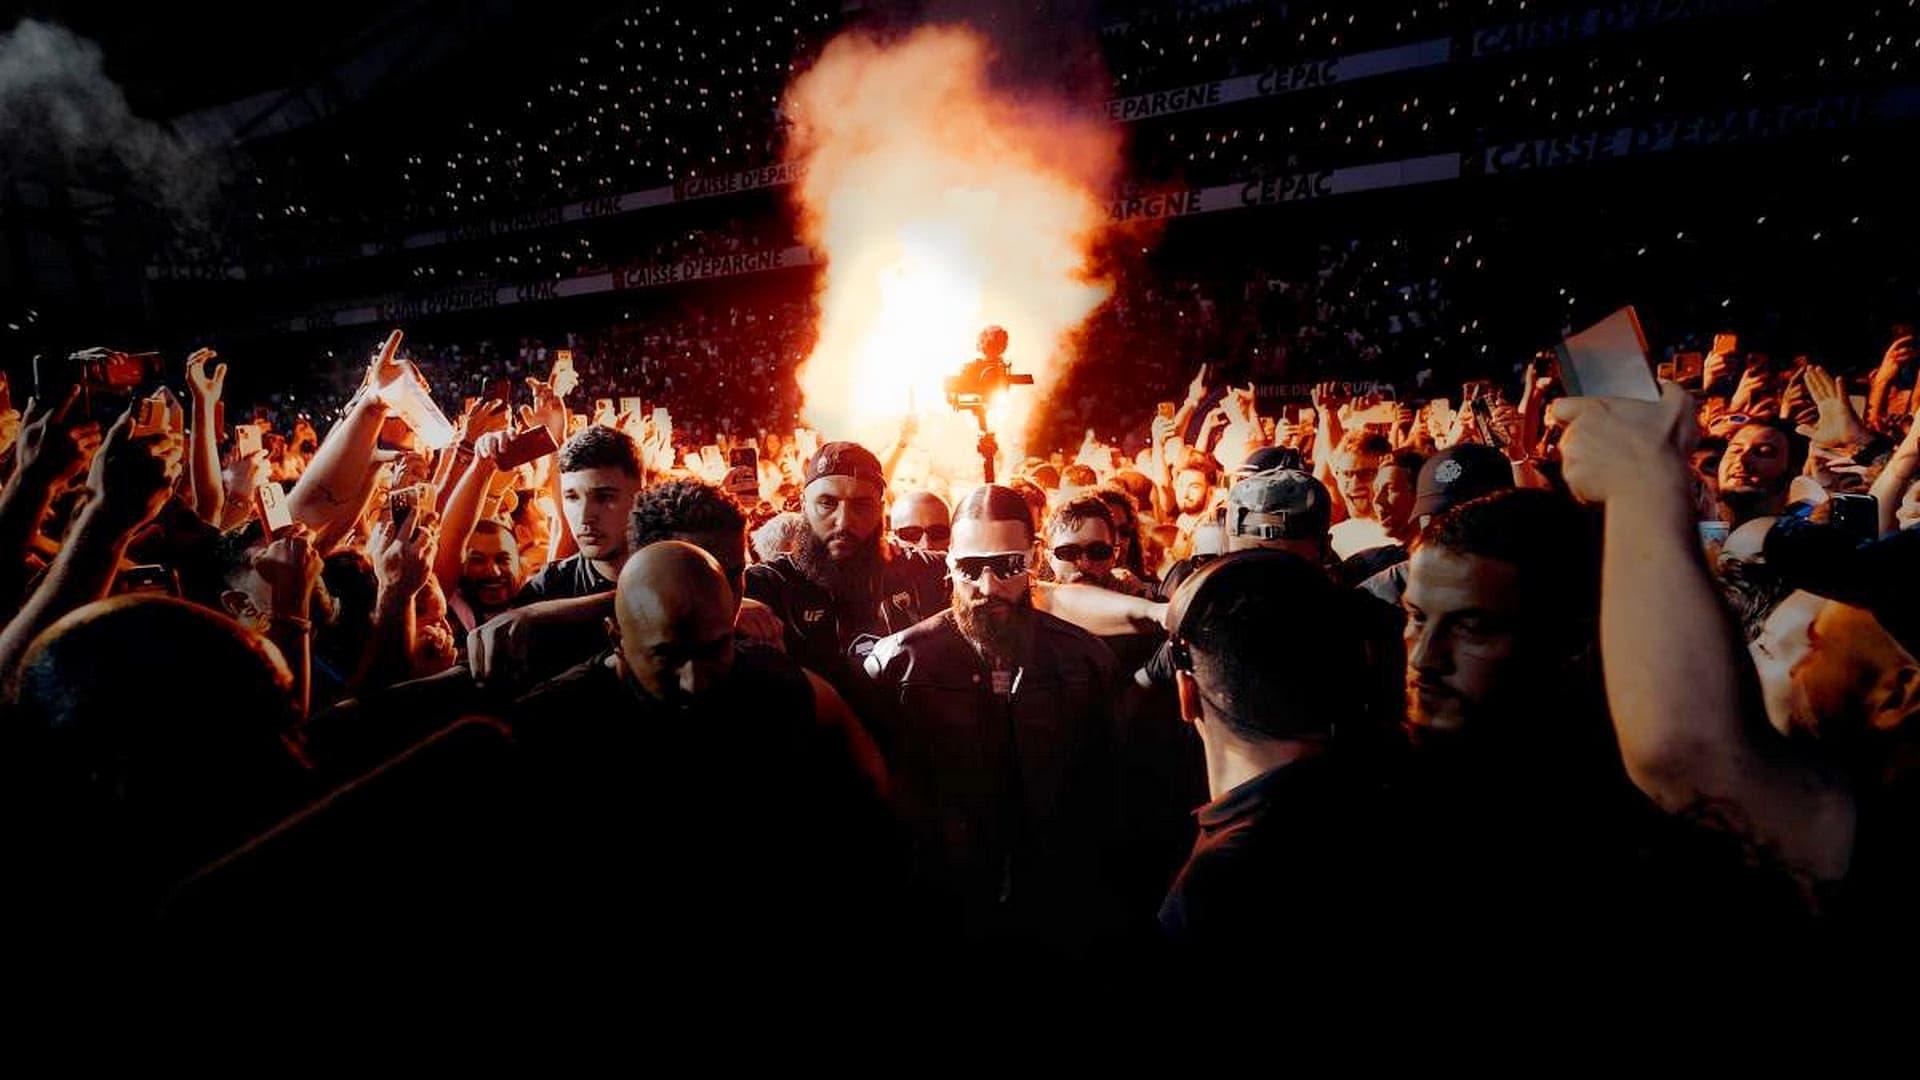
top-left (791, 526), bottom-right (882, 597)
top-left (952, 589), bottom-right (1036, 668)
top-left (1719, 484), bottom-right (1779, 516)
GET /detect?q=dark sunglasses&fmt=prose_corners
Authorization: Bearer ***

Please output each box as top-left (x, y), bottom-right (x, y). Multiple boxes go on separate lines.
top-left (895, 524), bottom-right (951, 543)
top-left (949, 552), bottom-right (1029, 582)
top-left (1051, 541), bottom-right (1115, 563)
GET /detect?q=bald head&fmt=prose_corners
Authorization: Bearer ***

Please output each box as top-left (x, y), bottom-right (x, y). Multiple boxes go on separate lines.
top-left (1722, 516), bottom-right (1777, 564)
top-left (611, 542), bottom-right (738, 706)
top-left (890, 490), bottom-right (952, 552)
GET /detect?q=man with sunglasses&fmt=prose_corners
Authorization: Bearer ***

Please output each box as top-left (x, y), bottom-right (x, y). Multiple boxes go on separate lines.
top-left (860, 484), bottom-right (1127, 947)
top-left (889, 490), bottom-right (951, 553)
top-left (1044, 494), bottom-right (1152, 597)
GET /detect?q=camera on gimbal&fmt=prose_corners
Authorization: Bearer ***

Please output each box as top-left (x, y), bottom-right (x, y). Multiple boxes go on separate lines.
top-left (943, 325), bottom-right (1033, 415)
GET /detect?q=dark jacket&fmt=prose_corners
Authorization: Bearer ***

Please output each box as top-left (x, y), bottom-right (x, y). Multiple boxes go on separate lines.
top-left (860, 607), bottom-right (1129, 944)
top-left (744, 543), bottom-right (949, 700)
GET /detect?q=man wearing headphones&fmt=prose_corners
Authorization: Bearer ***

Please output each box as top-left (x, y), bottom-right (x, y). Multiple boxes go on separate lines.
top-left (1157, 549), bottom-right (1396, 952)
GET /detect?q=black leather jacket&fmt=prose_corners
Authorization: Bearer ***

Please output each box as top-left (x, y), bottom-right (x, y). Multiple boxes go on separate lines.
top-left (860, 608), bottom-right (1126, 942)
top-left (744, 544), bottom-right (949, 701)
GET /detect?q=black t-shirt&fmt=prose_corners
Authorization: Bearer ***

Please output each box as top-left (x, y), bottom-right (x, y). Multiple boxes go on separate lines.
top-left (509, 552), bottom-right (618, 675)
top-left (515, 552), bottom-right (614, 606)
top-left (1159, 750), bottom-right (1402, 953)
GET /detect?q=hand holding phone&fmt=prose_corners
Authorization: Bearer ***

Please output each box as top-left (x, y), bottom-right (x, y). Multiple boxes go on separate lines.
top-left (492, 426), bottom-right (559, 470)
top-left (256, 481), bottom-right (295, 535)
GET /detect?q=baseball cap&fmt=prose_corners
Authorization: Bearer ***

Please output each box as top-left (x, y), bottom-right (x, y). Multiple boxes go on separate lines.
top-left (804, 441), bottom-right (885, 491)
top-left (1224, 468), bottom-right (1330, 541)
top-left (1412, 444), bottom-right (1513, 519)
top-left (1232, 446), bottom-right (1304, 480)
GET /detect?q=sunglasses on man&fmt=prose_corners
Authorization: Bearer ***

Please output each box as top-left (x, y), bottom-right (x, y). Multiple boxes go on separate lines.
top-left (1051, 541), bottom-right (1115, 563)
top-left (948, 552), bottom-right (1030, 582)
top-left (895, 524), bottom-right (951, 544)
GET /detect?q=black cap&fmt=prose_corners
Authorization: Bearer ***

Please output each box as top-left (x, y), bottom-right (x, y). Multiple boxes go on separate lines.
top-left (804, 441), bottom-right (885, 491)
top-left (1413, 444), bottom-right (1513, 519)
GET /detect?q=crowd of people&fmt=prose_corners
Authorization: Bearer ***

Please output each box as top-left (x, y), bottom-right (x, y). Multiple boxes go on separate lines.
top-left (3, 306), bottom-right (1917, 971)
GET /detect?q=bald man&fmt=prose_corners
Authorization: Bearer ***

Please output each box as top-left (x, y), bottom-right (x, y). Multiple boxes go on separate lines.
top-left (890, 490), bottom-right (952, 553)
top-left (509, 542), bottom-right (898, 956)
top-left (514, 542), bottom-right (883, 767)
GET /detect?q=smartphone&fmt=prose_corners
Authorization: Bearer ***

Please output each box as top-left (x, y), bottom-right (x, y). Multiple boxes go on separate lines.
top-left (234, 423), bottom-right (262, 457)
top-left (130, 395), bottom-right (168, 438)
top-left (1556, 305), bottom-right (1659, 401)
top-left (255, 481), bottom-right (294, 535)
top-left (620, 396), bottom-right (644, 418)
top-left (493, 425), bottom-right (559, 470)
top-left (119, 564), bottom-right (180, 597)
top-left (728, 446), bottom-right (758, 471)
top-left (1830, 493), bottom-right (1878, 541)
top-left (1468, 397), bottom-right (1503, 449)
top-left (1672, 352), bottom-right (1705, 385)
top-left (651, 406), bottom-right (673, 448)
top-left (700, 444), bottom-right (725, 476)
top-left (387, 483), bottom-right (428, 535)
top-left (1713, 333), bottom-right (1739, 356)
top-left (488, 378), bottom-right (515, 407)
top-left (550, 350), bottom-right (578, 397)
top-left (1156, 401), bottom-right (1176, 421)
top-left (594, 398), bottom-right (615, 421)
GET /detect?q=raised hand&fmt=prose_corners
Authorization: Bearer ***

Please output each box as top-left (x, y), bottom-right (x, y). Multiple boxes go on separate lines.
top-left (185, 347), bottom-right (225, 402)
top-left (85, 406), bottom-right (182, 533)
top-left (1801, 364), bottom-right (1869, 451)
top-left (520, 376), bottom-right (567, 448)
top-left (1730, 362), bottom-right (1773, 416)
top-left (1186, 363), bottom-right (1210, 405)
top-left (365, 329), bottom-right (405, 389)
top-left (1875, 335), bottom-right (1915, 383)
top-left (1552, 382), bottom-right (1695, 506)
top-left (371, 510), bottom-right (439, 597)
top-left (1310, 380), bottom-right (1346, 415)
top-left (12, 385), bottom-right (98, 488)
top-left (1149, 413), bottom-right (1176, 452)
top-left (464, 398), bottom-right (510, 443)
top-left (255, 523), bottom-right (324, 619)
top-left (471, 430), bottom-right (512, 466)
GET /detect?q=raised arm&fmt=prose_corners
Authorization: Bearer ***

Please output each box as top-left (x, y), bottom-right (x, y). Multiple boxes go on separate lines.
top-left (1866, 335), bottom-right (1913, 432)
top-left (1554, 383), bottom-right (1856, 885)
top-left (185, 348), bottom-right (227, 525)
top-left (0, 408), bottom-right (180, 683)
top-left (1869, 415), bottom-right (1920, 538)
top-left (0, 387), bottom-right (98, 612)
top-left (433, 431), bottom-right (506, 598)
top-left (288, 330), bottom-right (401, 537)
